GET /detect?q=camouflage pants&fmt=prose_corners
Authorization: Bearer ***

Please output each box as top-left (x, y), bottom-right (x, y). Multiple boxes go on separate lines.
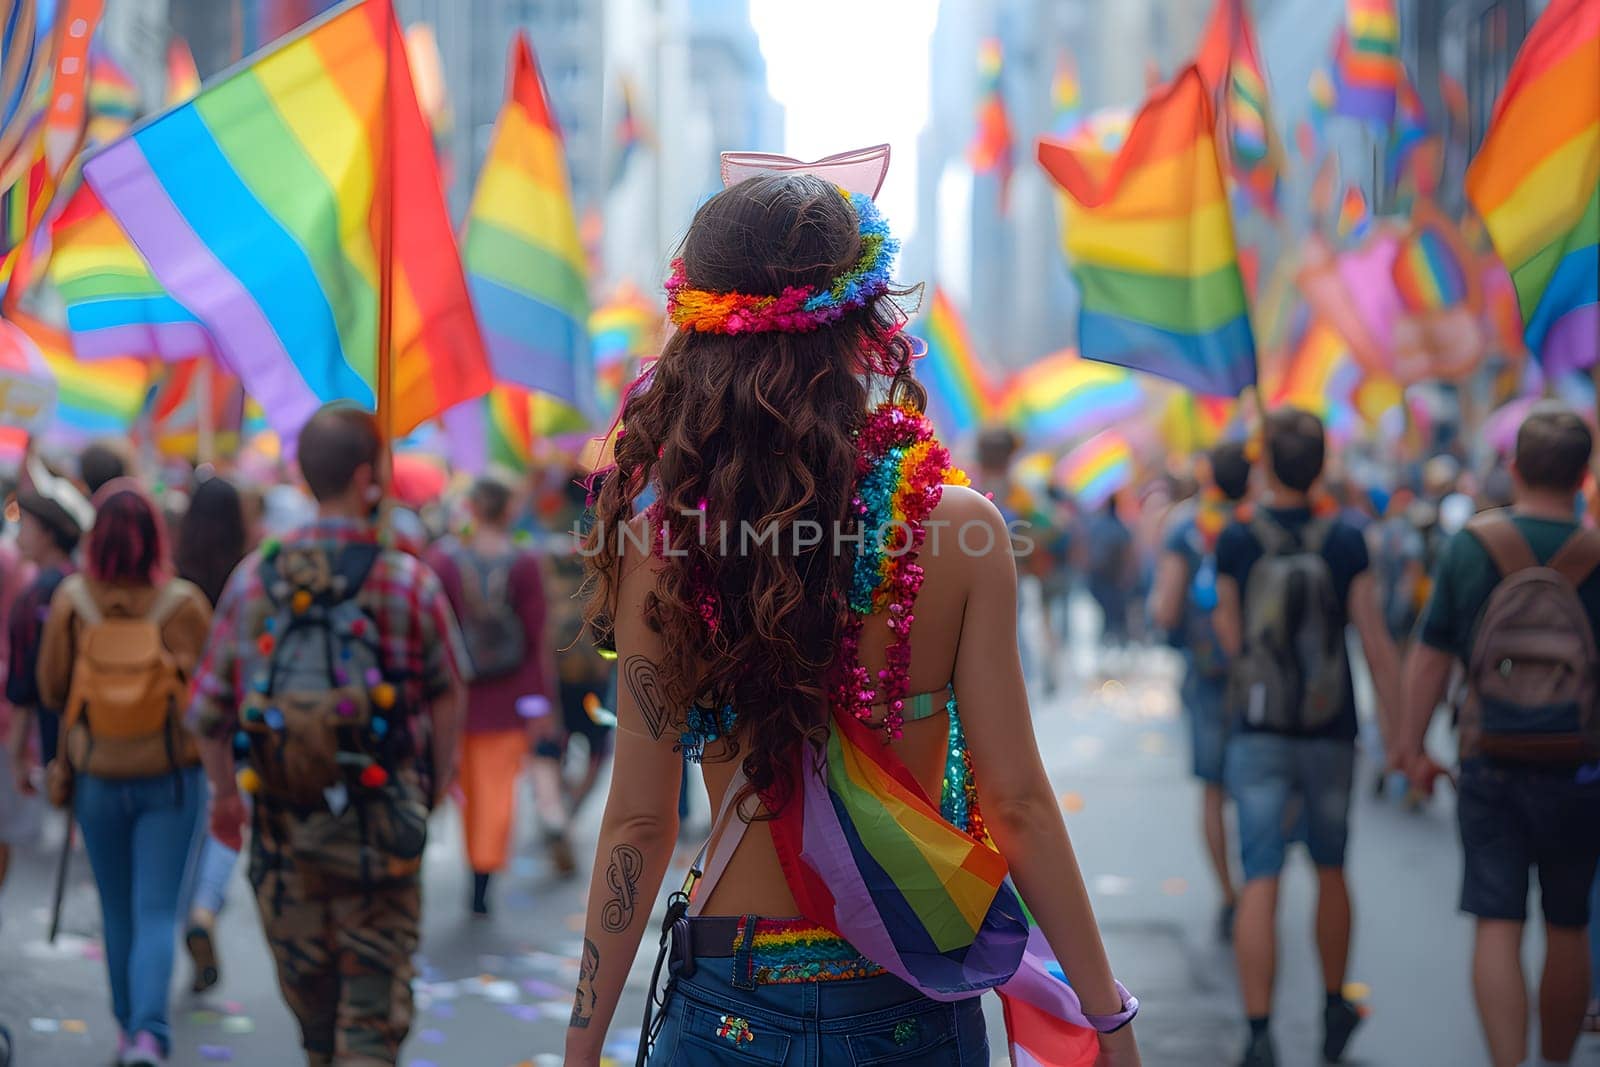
top-left (251, 852), bottom-right (420, 1066)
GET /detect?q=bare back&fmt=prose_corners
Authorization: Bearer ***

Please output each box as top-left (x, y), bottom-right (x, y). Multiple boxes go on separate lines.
top-left (611, 483), bottom-right (1015, 918)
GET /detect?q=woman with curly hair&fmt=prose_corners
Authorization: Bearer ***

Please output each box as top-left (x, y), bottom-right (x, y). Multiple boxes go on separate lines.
top-left (567, 171), bottom-right (1138, 1066)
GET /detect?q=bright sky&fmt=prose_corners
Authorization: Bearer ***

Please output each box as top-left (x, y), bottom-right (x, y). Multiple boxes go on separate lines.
top-left (750, 0), bottom-right (939, 248)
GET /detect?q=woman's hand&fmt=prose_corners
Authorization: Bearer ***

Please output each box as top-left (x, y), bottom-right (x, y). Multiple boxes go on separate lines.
top-left (1095, 1026), bottom-right (1141, 1066)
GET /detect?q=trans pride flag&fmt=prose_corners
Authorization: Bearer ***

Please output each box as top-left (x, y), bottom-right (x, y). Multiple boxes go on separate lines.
top-left (81, 0), bottom-right (491, 441)
top-left (1039, 67), bottom-right (1257, 397)
top-left (463, 32), bottom-right (591, 414)
top-left (1466, 0), bottom-right (1598, 373)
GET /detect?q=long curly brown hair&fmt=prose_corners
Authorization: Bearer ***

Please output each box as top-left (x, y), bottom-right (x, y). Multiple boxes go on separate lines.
top-left (584, 174), bottom-right (919, 805)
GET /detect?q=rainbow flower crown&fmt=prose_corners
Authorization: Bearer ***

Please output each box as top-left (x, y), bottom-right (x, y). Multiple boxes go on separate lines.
top-left (665, 188), bottom-right (898, 335)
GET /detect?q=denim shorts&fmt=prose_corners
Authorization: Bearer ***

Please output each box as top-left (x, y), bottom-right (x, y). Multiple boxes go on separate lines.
top-left (647, 951), bottom-right (988, 1065)
top-left (1457, 760), bottom-right (1600, 927)
top-left (1225, 733), bottom-right (1355, 882)
top-left (1182, 669), bottom-right (1229, 786)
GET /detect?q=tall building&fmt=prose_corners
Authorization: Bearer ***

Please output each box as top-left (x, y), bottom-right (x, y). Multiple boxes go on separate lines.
top-left (397, 0), bottom-right (605, 219)
top-left (598, 0), bottom-right (783, 293)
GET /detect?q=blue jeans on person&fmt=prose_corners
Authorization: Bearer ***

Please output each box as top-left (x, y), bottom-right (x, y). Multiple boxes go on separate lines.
top-left (1591, 869), bottom-right (1600, 1001)
top-left (75, 766), bottom-right (204, 1053)
top-left (648, 953), bottom-right (989, 1065)
top-left (1181, 665), bottom-right (1229, 786)
top-left (1225, 734), bottom-right (1355, 882)
top-left (184, 834), bottom-right (239, 919)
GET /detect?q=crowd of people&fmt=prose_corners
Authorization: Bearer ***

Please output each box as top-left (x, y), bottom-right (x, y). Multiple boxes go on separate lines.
top-left (0, 413), bottom-right (618, 1066)
top-left (0, 169), bottom-right (1594, 1067)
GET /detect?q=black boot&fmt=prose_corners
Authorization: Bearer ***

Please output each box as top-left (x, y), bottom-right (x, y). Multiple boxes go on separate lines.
top-left (471, 871), bottom-right (491, 917)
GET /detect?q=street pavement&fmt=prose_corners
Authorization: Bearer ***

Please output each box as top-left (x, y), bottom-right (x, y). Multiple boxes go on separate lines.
top-left (3, 596), bottom-right (1599, 1067)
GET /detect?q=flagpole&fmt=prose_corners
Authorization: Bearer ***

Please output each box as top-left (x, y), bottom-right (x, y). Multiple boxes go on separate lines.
top-left (376, 0), bottom-right (397, 461)
top-left (197, 359), bottom-right (215, 464)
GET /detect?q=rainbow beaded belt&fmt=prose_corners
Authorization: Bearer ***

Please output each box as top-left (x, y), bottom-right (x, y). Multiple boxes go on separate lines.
top-left (678, 915), bottom-right (887, 985)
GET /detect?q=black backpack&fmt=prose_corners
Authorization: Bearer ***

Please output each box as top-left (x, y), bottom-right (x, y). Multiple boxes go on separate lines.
top-left (453, 546), bottom-right (528, 681)
top-left (1227, 516), bottom-right (1349, 734)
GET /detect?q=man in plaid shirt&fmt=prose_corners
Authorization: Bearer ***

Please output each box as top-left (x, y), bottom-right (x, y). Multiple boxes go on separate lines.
top-left (189, 405), bottom-right (467, 1066)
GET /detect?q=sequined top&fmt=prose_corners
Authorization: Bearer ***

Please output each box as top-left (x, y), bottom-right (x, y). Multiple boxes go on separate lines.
top-left (679, 684), bottom-right (980, 835)
top-left (687, 686), bottom-right (984, 985)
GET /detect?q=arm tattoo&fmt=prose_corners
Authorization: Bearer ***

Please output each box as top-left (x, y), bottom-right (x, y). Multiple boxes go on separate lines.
top-left (600, 843), bottom-right (645, 934)
top-left (623, 654), bottom-right (671, 740)
top-left (570, 937), bottom-right (599, 1029)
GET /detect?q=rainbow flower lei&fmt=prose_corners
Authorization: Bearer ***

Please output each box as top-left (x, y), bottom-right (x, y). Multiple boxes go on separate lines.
top-left (665, 189), bottom-right (898, 335)
top-left (836, 402), bottom-right (967, 742)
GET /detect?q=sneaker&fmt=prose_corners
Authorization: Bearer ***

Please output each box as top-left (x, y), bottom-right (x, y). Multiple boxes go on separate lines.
top-left (185, 924), bottom-right (220, 994)
top-left (1322, 997), bottom-right (1363, 1062)
top-left (120, 1032), bottom-right (163, 1066)
top-left (1239, 1031), bottom-right (1276, 1067)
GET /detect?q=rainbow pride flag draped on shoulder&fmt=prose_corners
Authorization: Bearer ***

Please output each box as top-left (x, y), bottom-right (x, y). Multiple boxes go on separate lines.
top-left (765, 424), bottom-right (1101, 1065)
top-left (768, 701), bottom-right (1101, 1067)
top-left (1039, 67), bottom-right (1257, 398)
top-left (79, 0), bottom-right (491, 441)
top-left (1465, 0), bottom-right (1598, 374)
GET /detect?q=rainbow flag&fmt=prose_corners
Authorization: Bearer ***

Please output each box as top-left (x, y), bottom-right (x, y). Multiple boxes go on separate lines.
top-left (148, 358), bottom-right (245, 458)
top-left (1054, 430), bottom-right (1133, 507)
top-left (1388, 66), bottom-right (1431, 191)
top-left (1308, 66), bottom-right (1336, 137)
top-left (911, 288), bottom-right (997, 438)
top-left (969, 38), bottom-right (1014, 208)
top-left (48, 182), bottom-right (217, 363)
top-left (610, 75), bottom-right (650, 187)
top-left (1050, 52), bottom-right (1081, 137)
top-left (87, 46), bottom-right (140, 145)
top-left (0, 0), bottom-right (50, 194)
top-left (1195, 0), bottom-right (1284, 217)
top-left (768, 702), bottom-right (1099, 1067)
top-left (1393, 208), bottom-right (1473, 313)
top-left (590, 281), bottom-right (659, 418)
top-left (464, 33), bottom-right (590, 413)
top-left (1038, 67), bottom-right (1257, 397)
top-left (11, 310), bottom-right (150, 440)
top-left (1337, 185), bottom-right (1371, 240)
top-left (1001, 349), bottom-right (1142, 448)
top-left (166, 39), bottom-right (202, 106)
top-left (1333, 0), bottom-right (1400, 126)
top-left (1465, 0), bottom-right (1598, 373)
top-left (80, 0), bottom-right (491, 442)
top-left (1275, 314), bottom-right (1401, 436)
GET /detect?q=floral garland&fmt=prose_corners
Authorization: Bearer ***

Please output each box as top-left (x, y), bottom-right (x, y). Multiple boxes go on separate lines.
top-left (836, 402), bottom-right (967, 742)
top-left (665, 189), bottom-right (898, 336)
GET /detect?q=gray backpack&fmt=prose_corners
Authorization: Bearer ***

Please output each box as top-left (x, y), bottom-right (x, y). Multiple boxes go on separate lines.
top-left (1229, 516), bottom-right (1349, 734)
top-left (1460, 517), bottom-right (1600, 764)
top-left (455, 547), bottom-right (528, 681)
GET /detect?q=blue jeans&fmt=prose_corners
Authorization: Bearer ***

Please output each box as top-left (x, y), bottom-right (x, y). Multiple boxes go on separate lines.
top-left (1225, 734), bottom-right (1354, 882)
top-left (75, 766), bottom-right (204, 1052)
top-left (1591, 870), bottom-right (1600, 999)
top-left (1181, 668), bottom-right (1229, 785)
top-left (184, 834), bottom-right (239, 919)
top-left (648, 954), bottom-right (988, 1065)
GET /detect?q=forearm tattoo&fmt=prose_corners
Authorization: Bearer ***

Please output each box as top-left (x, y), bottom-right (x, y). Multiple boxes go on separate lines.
top-left (623, 654), bottom-right (671, 740)
top-left (570, 937), bottom-right (599, 1029)
top-left (600, 843), bottom-right (645, 934)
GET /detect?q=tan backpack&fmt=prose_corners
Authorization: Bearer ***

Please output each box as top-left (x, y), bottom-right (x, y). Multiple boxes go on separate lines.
top-left (59, 578), bottom-right (195, 779)
top-left (1460, 517), bottom-right (1600, 764)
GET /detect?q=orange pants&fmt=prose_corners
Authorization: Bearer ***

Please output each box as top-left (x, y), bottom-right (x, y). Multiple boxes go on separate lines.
top-left (459, 729), bottom-right (525, 874)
